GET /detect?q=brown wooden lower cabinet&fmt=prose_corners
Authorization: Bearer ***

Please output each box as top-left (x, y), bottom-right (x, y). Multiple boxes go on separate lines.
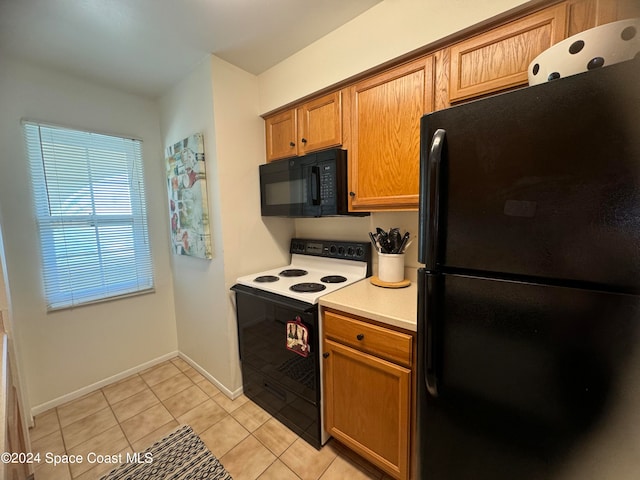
top-left (322, 310), bottom-right (414, 480)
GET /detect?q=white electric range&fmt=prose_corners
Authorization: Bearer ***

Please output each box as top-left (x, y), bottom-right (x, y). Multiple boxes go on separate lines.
top-left (231, 238), bottom-right (371, 449)
top-left (234, 239), bottom-right (371, 304)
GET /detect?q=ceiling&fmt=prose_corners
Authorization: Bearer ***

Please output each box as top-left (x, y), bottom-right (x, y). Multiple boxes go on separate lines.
top-left (0, 0), bottom-right (382, 98)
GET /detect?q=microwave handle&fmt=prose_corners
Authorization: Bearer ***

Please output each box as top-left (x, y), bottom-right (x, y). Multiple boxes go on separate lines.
top-left (310, 166), bottom-right (321, 205)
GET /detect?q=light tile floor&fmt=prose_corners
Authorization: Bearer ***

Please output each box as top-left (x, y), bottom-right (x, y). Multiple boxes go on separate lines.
top-left (29, 357), bottom-right (391, 480)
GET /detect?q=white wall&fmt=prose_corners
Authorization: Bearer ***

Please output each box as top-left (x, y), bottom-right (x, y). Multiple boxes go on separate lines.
top-left (0, 56), bottom-right (178, 413)
top-left (159, 56), bottom-right (293, 395)
top-left (159, 57), bottom-right (226, 390)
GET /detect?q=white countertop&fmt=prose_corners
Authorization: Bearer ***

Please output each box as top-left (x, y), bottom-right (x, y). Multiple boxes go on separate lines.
top-left (319, 278), bottom-right (418, 331)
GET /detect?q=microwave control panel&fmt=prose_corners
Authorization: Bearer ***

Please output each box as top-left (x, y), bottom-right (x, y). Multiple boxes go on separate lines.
top-left (319, 163), bottom-right (335, 205)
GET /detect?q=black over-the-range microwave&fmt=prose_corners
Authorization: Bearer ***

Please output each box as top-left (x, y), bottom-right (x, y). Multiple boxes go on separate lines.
top-left (259, 149), bottom-right (368, 217)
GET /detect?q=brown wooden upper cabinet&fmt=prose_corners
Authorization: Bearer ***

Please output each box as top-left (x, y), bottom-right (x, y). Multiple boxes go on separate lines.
top-left (448, 3), bottom-right (567, 103)
top-left (265, 91), bottom-right (342, 162)
top-left (567, 0), bottom-right (640, 36)
top-left (297, 91), bottom-right (343, 155)
top-left (265, 109), bottom-right (297, 161)
top-left (348, 56), bottom-right (434, 212)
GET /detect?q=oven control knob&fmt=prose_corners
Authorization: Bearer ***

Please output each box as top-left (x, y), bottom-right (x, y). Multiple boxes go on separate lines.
top-left (356, 247), bottom-right (364, 258)
top-left (329, 245), bottom-right (337, 254)
top-left (338, 246), bottom-right (345, 255)
top-left (347, 247), bottom-right (354, 256)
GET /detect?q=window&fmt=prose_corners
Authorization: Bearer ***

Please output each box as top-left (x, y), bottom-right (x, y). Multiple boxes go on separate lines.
top-left (23, 122), bottom-right (154, 310)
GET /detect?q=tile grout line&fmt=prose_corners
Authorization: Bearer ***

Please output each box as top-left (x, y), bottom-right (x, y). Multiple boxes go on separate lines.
top-left (102, 376), bottom-right (143, 454)
top-left (54, 404), bottom-right (73, 479)
top-left (156, 372), bottom-right (206, 419)
top-left (101, 382), bottom-right (136, 461)
top-left (274, 439), bottom-right (304, 480)
top-left (126, 371), bottom-right (181, 448)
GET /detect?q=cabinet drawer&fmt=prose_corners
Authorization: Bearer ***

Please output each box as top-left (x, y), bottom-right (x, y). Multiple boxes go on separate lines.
top-left (324, 311), bottom-right (412, 367)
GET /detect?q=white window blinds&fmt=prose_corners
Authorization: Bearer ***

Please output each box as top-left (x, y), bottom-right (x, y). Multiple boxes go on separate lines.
top-left (23, 122), bottom-right (154, 310)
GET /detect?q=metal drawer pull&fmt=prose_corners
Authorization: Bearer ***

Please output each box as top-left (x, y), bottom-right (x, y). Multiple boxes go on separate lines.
top-left (356, 334), bottom-right (365, 341)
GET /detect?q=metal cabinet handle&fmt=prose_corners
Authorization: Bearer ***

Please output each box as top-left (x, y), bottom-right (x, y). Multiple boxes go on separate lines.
top-left (289, 142), bottom-right (295, 147)
top-left (323, 352), bottom-right (329, 358)
top-left (356, 334), bottom-right (364, 341)
top-left (301, 137), bottom-right (308, 144)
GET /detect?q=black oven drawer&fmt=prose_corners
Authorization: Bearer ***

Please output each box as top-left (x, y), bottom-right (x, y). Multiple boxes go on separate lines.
top-left (242, 363), bottom-right (321, 449)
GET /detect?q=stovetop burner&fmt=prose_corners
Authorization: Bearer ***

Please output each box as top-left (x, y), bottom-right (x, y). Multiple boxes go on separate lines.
top-left (290, 282), bottom-right (327, 293)
top-left (280, 269), bottom-right (308, 277)
top-left (320, 275), bottom-right (347, 284)
top-left (254, 275), bottom-right (279, 283)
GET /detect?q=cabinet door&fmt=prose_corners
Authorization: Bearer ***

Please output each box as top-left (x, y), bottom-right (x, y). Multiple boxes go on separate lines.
top-left (349, 56), bottom-right (434, 211)
top-left (567, 0), bottom-right (640, 36)
top-left (265, 109), bottom-right (297, 162)
top-left (449, 3), bottom-right (567, 102)
top-left (298, 91), bottom-right (342, 155)
top-left (324, 338), bottom-right (411, 480)
top-left (567, 0), bottom-right (600, 36)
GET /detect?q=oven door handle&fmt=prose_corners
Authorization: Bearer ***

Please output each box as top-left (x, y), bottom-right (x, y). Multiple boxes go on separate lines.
top-left (231, 284), bottom-right (316, 315)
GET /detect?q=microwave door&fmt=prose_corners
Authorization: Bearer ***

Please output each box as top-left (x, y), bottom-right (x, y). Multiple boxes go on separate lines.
top-left (260, 159), bottom-right (309, 216)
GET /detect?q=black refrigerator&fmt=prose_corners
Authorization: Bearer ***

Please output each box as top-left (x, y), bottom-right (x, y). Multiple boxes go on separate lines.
top-left (417, 58), bottom-right (640, 480)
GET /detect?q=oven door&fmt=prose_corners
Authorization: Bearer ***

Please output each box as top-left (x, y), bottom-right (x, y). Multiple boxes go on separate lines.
top-left (232, 284), bottom-right (322, 447)
top-left (259, 155), bottom-right (321, 217)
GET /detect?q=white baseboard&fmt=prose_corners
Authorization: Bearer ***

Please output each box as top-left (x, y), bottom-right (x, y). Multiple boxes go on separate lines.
top-left (31, 351), bottom-right (178, 416)
top-left (178, 352), bottom-right (243, 400)
top-left (31, 351), bottom-right (179, 416)
top-left (30, 350), bottom-right (243, 417)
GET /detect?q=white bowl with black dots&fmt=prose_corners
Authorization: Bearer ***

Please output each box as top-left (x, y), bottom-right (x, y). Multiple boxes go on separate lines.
top-left (528, 17), bottom-right (640, 85)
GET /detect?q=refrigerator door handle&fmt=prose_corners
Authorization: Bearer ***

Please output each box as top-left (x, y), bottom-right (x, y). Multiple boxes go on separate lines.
top-left (426, 273), bottom-right (440, 397)
top-left (420, 128), bottom-right (446, 269)
top-left (419, 270), bottom-right (439, 397)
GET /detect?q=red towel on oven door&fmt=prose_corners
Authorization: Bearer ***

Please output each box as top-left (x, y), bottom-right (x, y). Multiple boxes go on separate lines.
top-left (286, 316), bottom-right (310, 357)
